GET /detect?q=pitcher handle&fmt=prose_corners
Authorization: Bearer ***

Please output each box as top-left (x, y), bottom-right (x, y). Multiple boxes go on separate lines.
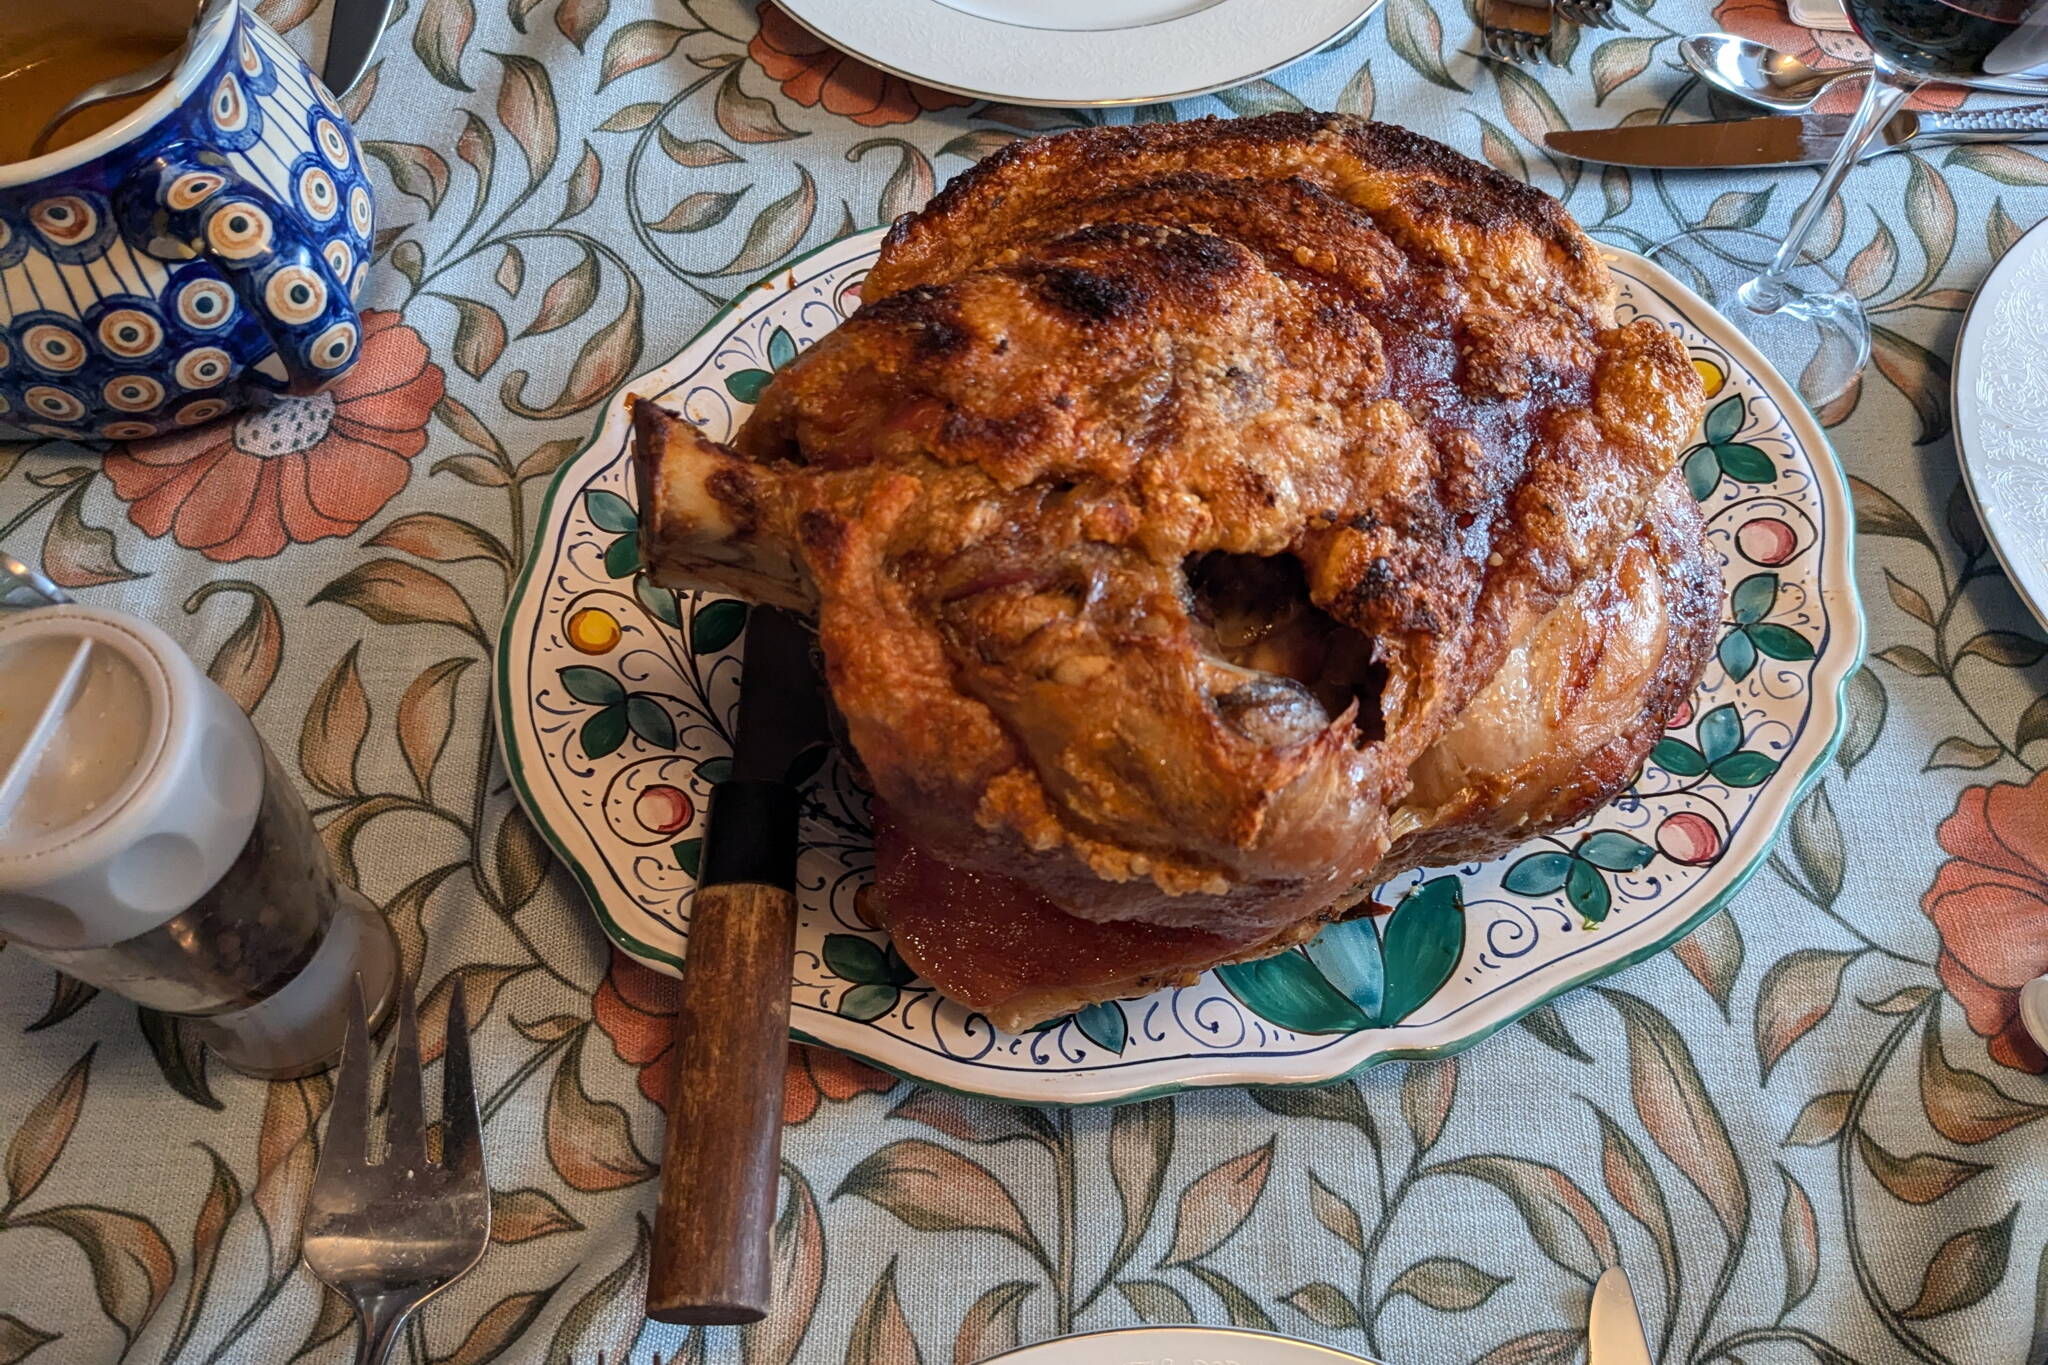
top-left (116, 143), bottom-right (362, 396)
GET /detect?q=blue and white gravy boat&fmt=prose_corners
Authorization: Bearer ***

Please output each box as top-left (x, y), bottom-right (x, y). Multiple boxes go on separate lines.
top-left (0, 0), bottom-right (372, 442)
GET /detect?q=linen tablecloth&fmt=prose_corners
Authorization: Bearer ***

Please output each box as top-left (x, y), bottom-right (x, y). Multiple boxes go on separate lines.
top-left (3, 1), bottom-right (2045, 1360)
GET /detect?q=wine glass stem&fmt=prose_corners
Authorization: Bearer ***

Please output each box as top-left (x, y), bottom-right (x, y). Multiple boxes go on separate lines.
top-left (1741, 66), bottom-right (1924, 313)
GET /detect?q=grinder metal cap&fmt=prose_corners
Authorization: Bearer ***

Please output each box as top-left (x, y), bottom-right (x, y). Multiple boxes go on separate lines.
top-left (0, 606), bottom-right (263, 950)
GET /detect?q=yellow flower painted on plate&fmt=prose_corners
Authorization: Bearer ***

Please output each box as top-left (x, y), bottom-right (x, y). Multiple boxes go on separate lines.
top-left (1692, 356), bottom-right (1726, 398)
top-left (567, 607), bottom-right (621, 654)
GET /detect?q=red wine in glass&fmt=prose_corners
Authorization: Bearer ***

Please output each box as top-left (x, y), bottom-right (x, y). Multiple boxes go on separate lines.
top-left (1845, 0), bottom-right (2048, 84)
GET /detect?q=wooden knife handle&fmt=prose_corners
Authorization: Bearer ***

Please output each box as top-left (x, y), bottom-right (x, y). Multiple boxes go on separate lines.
top-left (646, 878), bottom-right (799, 1325)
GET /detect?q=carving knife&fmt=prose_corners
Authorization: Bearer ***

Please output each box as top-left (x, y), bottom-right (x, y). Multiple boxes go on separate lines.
top-left (1546, 103), bottom-right (2048, 168)
top-left (646, 603), bottom-right (831, 1325)
top-left (1589, 1266), bottom-right (1655, 1365)
top-left (320, 0), bottom-right (397, 97)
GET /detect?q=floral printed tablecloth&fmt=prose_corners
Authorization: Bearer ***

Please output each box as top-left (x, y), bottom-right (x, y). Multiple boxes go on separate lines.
top-left (2, 1), bottom-right (2046, 1362)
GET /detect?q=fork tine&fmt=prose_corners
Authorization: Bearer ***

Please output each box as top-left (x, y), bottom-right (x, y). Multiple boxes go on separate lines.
top-left (323, 975), bottom-right (375, 1166)
top-left (439, 976), bottom-right (483, 1176)
top-left (384, 976), bottom-right (427, 1168)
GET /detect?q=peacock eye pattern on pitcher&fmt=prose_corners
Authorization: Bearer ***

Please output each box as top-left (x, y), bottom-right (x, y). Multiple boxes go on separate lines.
top-left (0, 2), bottom-right (373, 439)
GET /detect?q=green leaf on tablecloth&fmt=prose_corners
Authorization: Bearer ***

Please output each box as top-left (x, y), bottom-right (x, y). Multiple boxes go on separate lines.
top-left (0, 1314), bottom-right (57, 1364)
top-left (1731, 572), bottom-right (1778, 624)
top-left (579, 704), bottom-right (627, 759)
top-left (301, 644), bottom-right (369, 798)
top-left (1159, 1138), bottom-right (1274, 1267)
top-left (690, 597), bottom-right (748, 653)
top-left (1215, 953), bottom-right (1370, 1034)
top-left (1958, 631), bottom-right (2048, 667)
top-left (1703, 394), bottom-right (1745, 445)
top-left (1751, 624), bottom-right (1816, 662)
top-left (1504, 851), bottom-right (1573, 896)
top-left (1338, 60), bottom-right (1375, 119)
top-left (2017, 695), bottom-right (2048, 752)
top-left (436, 1283), bottom-right (562, 1365)
top-left (1905, 155), bottom-right (1957, 293)
top-left (651, 189), bottom-right (745, 234)
top-left (1494, 64), bottom-right (1575, 195)
top-left (939, 129), bottom-right (1024, 161)
top-left (433, 295), bottom-right (506, 378)
top-left (1589, 1105), bottom-right (1679, 1318)
top-left (1519, 1002), bottom-right (1594, 1062)
top-left (1948, 476), bottom-right (1989, 556)
top-left (846, 1262), bottom-right (920, 1365)
top-left (1306, 1170), bottom-right (1366, 1254)
top-left (1922, 1010), bottom-right (2048, 1143)
top-left (1471, 114), bottom-right (1529, 186)
top-left (1379, 877), bottom-right (1465, 1025)
top-left (660, 130), bottom-right (742, 166)
top-left (953, 1282), bottom-right (1035, 1365)
top-left (1591, 36), bottom-right (1660, 103)
top-left (1885, 568), bottom-right (1935, 626)
top-left (1390, 1258), bottom-right (1509, 1312)
top-left (412, 0), bottom-right (474, 89)
top-left (43, 483), bottom-right (143, 591)
top-left (559, 665), bottom-right (625, 706)
top-left (597, 19), bottom-right (687, 87)
top-left (1181, 1264), bottom-right (1276, 1330)
top-left (1784, 782), bottom-right (1846, 907)
top-left (1876, 643), bottom-right (1941, 676)
top-left (1248, 1080), bottom-right (1380, 1141)
top-left (1989, 198), bottom-right (2026, 256)
top-left (1403, 1059), bottom-right (1457, 1154)
top-left (1846, 217), bottom-right (1899, 300)
top-left (1772, 1162), bottom-right (1821, 1318)
top-left (1872, 323), bottom-right (1951, 444)
top-left (1611, 988), bottom-right (1754, 1247)
top-left (1684, 444), bottom-right (1722, 500)
top-left (492, 53), bottom-right (558, 189)
top-left (1944, 143), bottom-right (2048, 186)
top-left (1117, 1280), bottom-right (1195, 1324)
top-left (837, 984), bottom-right (898, 1022)
top-left (312, 559), bottom-right (488, 643)
top-left (598, 101), bottom-right (663, 131)
top-left (700, 167), bottom-right (816, 278)
top-left (554, 0), bottom-right (607, 49)
top-left (1754, 949), bottom-right (1856, 1082)
top-left (1580, 831), bottom-right (1655, 873)
top-left (1282, 1282), bottom-right (1363, 1329)
top-left (9, 1206), bottom-right (173, 1344)
top-left (1926, 736), bottom-right (2002, 770)
top-left (27, 972), bottom-right (98, 1034)
top-left (544, 1214), bottom-right (649, 1360)
top-left (837, 1141), bottom-right (1047, 1259)
top-left (1838, 666), bottom-right (1888, 774)
top-left (1785, 1090), bottom-right (1853, 1146)
top-left (1428, 1154), bottom-right (1616, 1280)
top-left (624, 695), bottom-right (674, 749)
top-left (1719, 627), bottom-right (1758, 682)
top-left (456, 112), bottom-right (494, 222)
top-left (1716, 443), bottom-right (1775, 484)
top-left (5, 1046), bottom-right (92, 1206)
top-left (162, 1145), bottom-right (240, 1364)
top-left (1565, 857), bottom-right (1611, 923)
top-left (1473, 1330), bottom-right (1586, 1364)
top-left (1074, 1001), bottom-right (1128, 1054)
top-left (1652, 737), bottom-right (1708, 776)
top-left (363, 141), bottom-right (452, 214)
top-left (602, 529), bottom-right (640, 578)
top-left (717, 64), bottom-right (806, 144)
top-left (1857, 1130), bottom-right (1990, 1205)
top-left (184, 580), bottom-right (283, 716)
top-left (1303, 916), bottom-right (1385, 1020)
top-left (890, 1090), bottom-right (1056, 1147)
top-left (1900, 1206), bottom-right (2016, 1319)
top-left (1213, 79), bottom-right (1307, 116)
top-left (1703, 188), bottom-right (1773, 230)
top-left (495, 243), bottom-right (524, 297)
top-left (1384, 0), bottom-right (1465, 91)
top-left (1674, 911), bottom-right (1744, 1020)
top-left (1846, 475), bottom-right (1929, 548)
top-left (1863, 985), bottom-right (1937, 1015)
top-left (523, 246), bottom-right (599, 335)
top-left (1713, 750), bottom-right (1779, 788)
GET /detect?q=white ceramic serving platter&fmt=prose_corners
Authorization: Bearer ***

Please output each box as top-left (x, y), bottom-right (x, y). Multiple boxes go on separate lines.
top-left (771, 0), bottom-right (1383, 108)
top-left (497, 227), bottom-right (1864, 1105)
top-left (1954, 214), bottom-right (2048, 632)
top-left (979, 1326), bottom-right (1382, 1365)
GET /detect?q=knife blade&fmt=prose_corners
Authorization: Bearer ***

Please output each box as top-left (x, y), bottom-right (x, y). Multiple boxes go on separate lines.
top-left (1589, 1266), bottom-right (1655, 1365)
top-left (320, 0), bottom-right (398, 97)
top-left (647, 603), bottom-right (830, 1326)
top-left (1546, 103), bottom-right (2048, 168)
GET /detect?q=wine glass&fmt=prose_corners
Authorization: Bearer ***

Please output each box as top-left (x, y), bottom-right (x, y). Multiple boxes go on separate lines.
top-left (1648, 0), bottom-right (2048, 409)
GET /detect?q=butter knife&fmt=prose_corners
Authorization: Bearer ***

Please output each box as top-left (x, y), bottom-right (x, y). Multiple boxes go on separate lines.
top-left (1589, 1266), bottom-right (1655, 1365)
top-left (1547, 104), bottom-right (2048, 167)
top-left (321, 0), bottom-right (397, 97)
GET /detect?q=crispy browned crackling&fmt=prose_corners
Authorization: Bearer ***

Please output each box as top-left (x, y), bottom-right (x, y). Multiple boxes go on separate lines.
top-left (633, 112), bottom-right (1708, 948)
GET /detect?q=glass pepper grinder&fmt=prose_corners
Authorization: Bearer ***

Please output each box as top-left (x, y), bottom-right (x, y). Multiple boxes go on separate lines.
top-left (0, 604), bottom-right (399, 1077)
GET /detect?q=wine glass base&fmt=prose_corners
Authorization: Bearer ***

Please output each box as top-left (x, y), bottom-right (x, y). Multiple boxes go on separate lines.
top-left (1645, 228), bottom-right (1870, 413)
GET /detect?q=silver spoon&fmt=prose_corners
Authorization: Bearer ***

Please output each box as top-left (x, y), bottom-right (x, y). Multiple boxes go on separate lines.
top-left (1680, 32), bottom-right (1866, 113)
top-left (0, 552), bottom-right (68, 608)
top-left (28, 44), bottom-right (186, 159)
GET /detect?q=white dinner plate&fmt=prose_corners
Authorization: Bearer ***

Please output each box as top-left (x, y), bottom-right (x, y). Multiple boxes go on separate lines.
top-left (772, 0), bottom-right (1383, 108)
top-left (979, 1326), bottom-right (1382, 1364)
top-left (1954, 214), bottom-right (2048, 631)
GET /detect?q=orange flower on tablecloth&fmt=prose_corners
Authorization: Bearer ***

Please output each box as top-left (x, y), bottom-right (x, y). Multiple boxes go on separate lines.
top-left (748, 2), bottom-right (973, 128)
top-left (1710, 0), bottom-right (1968, 113)
top-left (1920, 769), bottom-right (2048, 1073)
top-left (102, 311), bottom-right (443, 563)
top-left (592, 949), bottom-right (898, 1120)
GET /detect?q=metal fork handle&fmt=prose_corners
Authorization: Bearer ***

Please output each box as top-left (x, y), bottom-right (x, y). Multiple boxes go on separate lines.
top-left (350, 1289), bottom-right (425, 1365)
top-left (1917, 102), bottom-right (2048, 141)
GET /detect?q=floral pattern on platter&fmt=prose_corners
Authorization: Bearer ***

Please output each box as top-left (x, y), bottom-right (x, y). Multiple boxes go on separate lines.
top-left (498, 229), bottom-right (1864, 1103)
top-left (0, 3), bottom-right (373, 442)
